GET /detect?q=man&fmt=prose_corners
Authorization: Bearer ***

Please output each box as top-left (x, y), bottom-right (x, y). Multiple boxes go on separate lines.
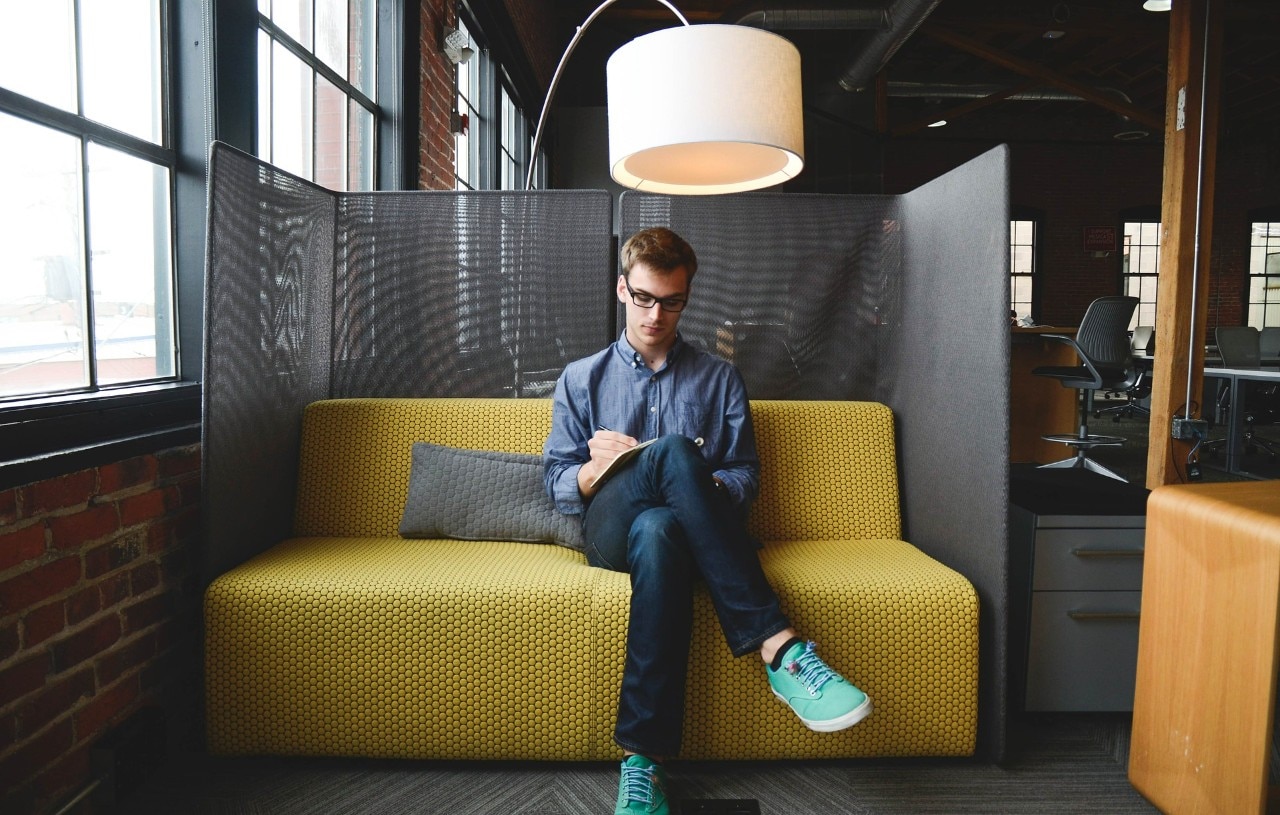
top-left (543, 227), bottom-right (871, 815)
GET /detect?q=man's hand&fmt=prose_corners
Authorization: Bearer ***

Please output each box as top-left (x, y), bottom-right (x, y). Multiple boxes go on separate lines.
top-left (578, 429), bottom-right (637, 497)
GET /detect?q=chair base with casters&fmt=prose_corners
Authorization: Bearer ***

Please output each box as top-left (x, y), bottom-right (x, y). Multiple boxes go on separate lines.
top-left (1030, 297), bottom-right (1140, 484)
top-left (1040, 389), bottom-right (1129, 481)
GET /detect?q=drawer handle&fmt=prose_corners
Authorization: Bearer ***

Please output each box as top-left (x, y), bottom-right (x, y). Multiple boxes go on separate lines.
top-left (1067, 609), bottom-right (1140, 621)
top-left (1070, 548), bottom-right (1144, 559)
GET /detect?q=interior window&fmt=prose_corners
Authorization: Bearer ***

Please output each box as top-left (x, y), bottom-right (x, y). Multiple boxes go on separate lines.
top-left (1122, 221), bottom-right (1161, 330)
top-left (1247, 221), bottom-right (1280, 328)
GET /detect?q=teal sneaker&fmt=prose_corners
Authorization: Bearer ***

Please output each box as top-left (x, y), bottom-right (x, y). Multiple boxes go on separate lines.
top-left (767, 640), bottom-right (872, 732)
top-left (614, 754), bottom-right (669, 815)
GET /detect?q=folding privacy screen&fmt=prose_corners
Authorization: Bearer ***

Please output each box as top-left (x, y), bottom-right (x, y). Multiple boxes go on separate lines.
top-left (202, 142), bottom-right (1010, 757)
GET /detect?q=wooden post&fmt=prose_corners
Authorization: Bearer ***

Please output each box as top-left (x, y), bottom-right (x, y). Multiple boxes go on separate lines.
top-left (1146, 0), bottom-right (1222, 488)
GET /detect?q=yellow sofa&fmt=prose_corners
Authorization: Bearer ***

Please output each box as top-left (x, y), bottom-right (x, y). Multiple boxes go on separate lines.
top-left (204, 398), bottom-right (979, 760)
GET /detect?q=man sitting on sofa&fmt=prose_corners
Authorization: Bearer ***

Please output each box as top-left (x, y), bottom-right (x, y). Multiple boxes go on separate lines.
top-left (543, 227), bottom-right (872, 815)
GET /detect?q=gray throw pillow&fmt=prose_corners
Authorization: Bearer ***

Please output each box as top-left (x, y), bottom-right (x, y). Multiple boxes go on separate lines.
top-left (399, 443), bottom-right (585, 551)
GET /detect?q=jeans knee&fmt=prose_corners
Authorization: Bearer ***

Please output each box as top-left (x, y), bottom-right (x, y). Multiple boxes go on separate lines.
top-left (627, 508), bottom-right (691, 574)
top-left (649, 434), bottom-right (709, 476)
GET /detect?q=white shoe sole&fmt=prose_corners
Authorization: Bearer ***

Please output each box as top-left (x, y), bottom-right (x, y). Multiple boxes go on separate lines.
top-left (774, 691), bottom-right (873, 732)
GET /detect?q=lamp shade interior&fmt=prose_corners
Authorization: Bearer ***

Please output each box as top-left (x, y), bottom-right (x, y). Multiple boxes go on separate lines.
top-left (607, 24), bottom-right (805, 195)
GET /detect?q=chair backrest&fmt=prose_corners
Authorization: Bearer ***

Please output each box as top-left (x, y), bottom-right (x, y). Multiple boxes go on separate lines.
top-left (1075, 296), bottom-right (1140, 370)
top-left (1215, 326), bottom-right (1261, 367)
top-left (1131, 325), bottom-right (1154, 354)
top-left (1260, 327), bottom-right (1280, 358)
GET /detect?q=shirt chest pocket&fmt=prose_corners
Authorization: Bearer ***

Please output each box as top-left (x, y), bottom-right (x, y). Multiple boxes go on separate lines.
top-left (673, 398), bottom-right (714, 444)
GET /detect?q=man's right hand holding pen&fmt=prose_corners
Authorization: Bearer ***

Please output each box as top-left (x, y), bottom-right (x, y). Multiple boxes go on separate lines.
top-left (578, 425), bottom-right (638, 498)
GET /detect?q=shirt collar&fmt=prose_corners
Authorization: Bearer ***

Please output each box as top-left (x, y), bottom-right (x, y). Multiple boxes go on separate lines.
top-left (614, 331), bottom-right (685, 370)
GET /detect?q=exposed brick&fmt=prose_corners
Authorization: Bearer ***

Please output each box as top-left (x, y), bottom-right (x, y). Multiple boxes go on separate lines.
top-left (0, 557), bottom-right (80, 615)
top-left (22, 600), bottom-right (66, 648)
top-left (159, 446), bottom-right (201, 480)
top-left (50, 616), bottom-right (122, 673)
top-left (0, 488), bottom-right (17, 526)
top-left (0, 619), bottom-right (18, 661)
top-left (97, 632), bottom-right (157, 685)
top-left (0, 654), bottom-right (49, 708)
top-left (73, 675), bottom-right (139, 742)
top-left (122, 594), bottom-right (170, 635)
top-left (98, 455), bottom-right (158, 496)
top-left (118, 488), bottom-right (179, 528)
top-left (84, 531), bottom-right (146, 579)
top-left (130, 560), bottom-right (161, 595)
top-left (48, 503), bottom-right (120, 551)
top-left (18, 668), bottom-right (95, 738)
top-left (98, 572), bottom-right (131, 610)
top-left (27, 470), bottom-right (95, 514)
top-left (0, 717), bottom-right (72, 791)
top-left (0, 521), bottom-right (47, 572)
top-left (66, 585), bottom-right (102, 625)
top-left (34, 741), bottom-right (92, 805)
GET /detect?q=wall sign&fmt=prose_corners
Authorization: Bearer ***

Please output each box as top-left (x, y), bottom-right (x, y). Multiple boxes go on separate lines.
top-left (1083, 226), bottom-right (1118, 252)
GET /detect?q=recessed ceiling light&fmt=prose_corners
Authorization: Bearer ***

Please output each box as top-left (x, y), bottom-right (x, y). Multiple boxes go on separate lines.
top-left (1114, 129), bottom-right (1150, 141)
top-left (1143, 0), bottom-right (1172, 11)
top-left (1043, 30), bottom-right (1066, 39)
top-left (928, 120), bottom-right (947, 128)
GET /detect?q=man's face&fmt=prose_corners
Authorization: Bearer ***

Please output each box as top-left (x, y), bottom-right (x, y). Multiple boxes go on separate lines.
top-left (618, 261), bottom-right (689, 359)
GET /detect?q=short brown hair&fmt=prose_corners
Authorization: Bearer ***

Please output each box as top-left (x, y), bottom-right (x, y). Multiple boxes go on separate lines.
top-left (620, 227), bottom-right (698, 281)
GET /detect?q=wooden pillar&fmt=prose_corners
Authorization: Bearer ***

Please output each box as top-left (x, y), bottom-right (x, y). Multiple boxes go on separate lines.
top-left (1146, 0), bottom-right (1223, 488)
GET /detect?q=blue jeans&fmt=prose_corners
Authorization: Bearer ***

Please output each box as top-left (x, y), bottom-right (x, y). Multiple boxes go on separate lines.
top-left (583, 435), bottom-right (791, 757)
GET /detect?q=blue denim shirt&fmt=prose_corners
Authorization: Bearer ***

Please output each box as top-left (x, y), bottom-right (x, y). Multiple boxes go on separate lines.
top-left (543, 332), bottom-right (760, 516)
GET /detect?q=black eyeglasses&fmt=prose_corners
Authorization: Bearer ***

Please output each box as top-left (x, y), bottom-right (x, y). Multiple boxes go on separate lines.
top-left (625, 279), bottom-right (688, 312)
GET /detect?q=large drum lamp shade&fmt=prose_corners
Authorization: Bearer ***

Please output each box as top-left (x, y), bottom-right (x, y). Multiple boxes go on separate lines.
top-left (607, 25), bottom-right (805, 195)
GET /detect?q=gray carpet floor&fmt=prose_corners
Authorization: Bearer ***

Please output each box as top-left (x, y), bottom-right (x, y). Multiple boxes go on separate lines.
top-left (121, 714), bottom-right (1157, 814)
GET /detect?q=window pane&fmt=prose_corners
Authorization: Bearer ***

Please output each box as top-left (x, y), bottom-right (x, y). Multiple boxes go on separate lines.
top-left (82, 0), bottom-right (164, 144)
top-left (86, 143), bottom-right (175, 385)
top-left (0, 114), bottom-right (88, 397)
top-left (315, 0), bottom-right (347, 80)
top-left (0, 1), bottom-right (77, 113)
top-left (258, 29), bottom-right (273, 162)
top-left (271, 0), bottom-right (313, 49)
top-left (350, 0), bottom-right (375, 95)
top-left (349, 101), bottom-right (374, 191)
top-left (271, 41), bottom-right (314, 179)
top-left (315, 74), bottom-right (347, 189)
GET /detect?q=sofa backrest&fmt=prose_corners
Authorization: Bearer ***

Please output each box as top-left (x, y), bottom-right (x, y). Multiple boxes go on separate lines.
top-left (293, 398), bottom-right (900, 542)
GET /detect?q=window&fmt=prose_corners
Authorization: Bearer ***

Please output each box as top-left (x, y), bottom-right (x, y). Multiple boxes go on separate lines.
top-left (450, 13), bottom-right (542, 191)
top-left (0, 1), bottom-right (176, 402)
top-left (1010, 219), bottom-right (1036, 323)
top-left (1247, 221), bottom-right (1280, 328)
top-left (1123, 221), bottom-right (1161, 330)
top-left (257, 0), bottom-right (377, 191)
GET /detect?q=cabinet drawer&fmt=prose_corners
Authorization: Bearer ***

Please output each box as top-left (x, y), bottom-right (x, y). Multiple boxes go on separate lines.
top-left (1032, 528), bottom-right (1144, 591)
top-left (1025, 590), bottom-right (1140, 712)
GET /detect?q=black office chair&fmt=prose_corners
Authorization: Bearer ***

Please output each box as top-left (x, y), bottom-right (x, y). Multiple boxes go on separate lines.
top-left (1032, 295), bottom-right (1139, 481)
top-left (1096, 325), bottom-right (1153, 421)
top-left (1260, 327), bottom-right (1280, 362)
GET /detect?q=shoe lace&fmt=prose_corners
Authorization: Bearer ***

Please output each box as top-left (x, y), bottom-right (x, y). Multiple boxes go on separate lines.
top-left (620, 763), bottom-right (660, 806)
top-left (786, 641), bottom-right (837, 695)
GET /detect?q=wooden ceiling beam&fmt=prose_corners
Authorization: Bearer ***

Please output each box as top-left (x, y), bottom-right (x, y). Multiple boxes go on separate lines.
top-left (921, 25), bottom-right (1165, 130)
top-left (890, 81), bottom-right (1037, 136)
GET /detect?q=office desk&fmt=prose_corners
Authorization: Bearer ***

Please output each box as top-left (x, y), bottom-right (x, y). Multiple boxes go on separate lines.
top-left (1203, 366), bottom-right (1280, 478)
top-left (1011, 328), bottom-right (1080, 463)
top-left (1129, 482), bottom-right (1280, 815)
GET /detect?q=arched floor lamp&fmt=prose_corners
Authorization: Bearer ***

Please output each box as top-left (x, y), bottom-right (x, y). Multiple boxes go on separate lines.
top-left (526, 0), bottom-right (805, 195)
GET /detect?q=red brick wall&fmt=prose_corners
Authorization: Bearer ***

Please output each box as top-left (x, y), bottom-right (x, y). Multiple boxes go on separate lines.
top-left (419, 0), bottom-right (456, 190)
top-left (0, 446), bottom-right (201, 813)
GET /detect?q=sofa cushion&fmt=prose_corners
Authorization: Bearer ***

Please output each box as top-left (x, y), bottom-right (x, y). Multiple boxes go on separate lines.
top-left (399, 442), bottom-right (585, 551)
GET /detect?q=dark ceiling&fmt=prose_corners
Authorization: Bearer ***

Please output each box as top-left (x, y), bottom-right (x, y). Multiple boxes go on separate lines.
top-left (551, 0), bottom-right (1280, 147)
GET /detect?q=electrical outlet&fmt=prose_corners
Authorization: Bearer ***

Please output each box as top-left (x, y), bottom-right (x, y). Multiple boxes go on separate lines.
top-left (1172, 417), bottom-right (1209, 440)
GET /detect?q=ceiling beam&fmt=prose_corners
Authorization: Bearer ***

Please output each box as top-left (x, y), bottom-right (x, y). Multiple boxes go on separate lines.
top-left (921, 25), bottom-right (1165, 130)
top-left (890, 81), bottom-right (1037, 136)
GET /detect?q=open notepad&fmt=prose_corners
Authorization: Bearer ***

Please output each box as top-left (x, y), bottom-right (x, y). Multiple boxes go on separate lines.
top-left (587, 437), bottom-right (660, 489)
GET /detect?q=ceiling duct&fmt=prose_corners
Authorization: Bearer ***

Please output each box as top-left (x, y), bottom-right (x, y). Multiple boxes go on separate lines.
top-left (724, 1), bottom-right (945, 94)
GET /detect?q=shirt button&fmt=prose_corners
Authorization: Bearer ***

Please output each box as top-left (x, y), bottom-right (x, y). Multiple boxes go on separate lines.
top-left (650, 406), bottom-right (656, 413)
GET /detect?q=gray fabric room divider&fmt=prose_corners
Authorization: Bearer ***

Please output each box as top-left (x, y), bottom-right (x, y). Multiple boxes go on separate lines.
top-left (202, 143), bottom-right (614, 583)
top-left (203, 142), bottom-right (1009, 759)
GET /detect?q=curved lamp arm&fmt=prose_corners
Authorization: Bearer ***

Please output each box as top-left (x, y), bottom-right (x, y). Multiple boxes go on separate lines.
top-left (525, 0), bottom-right (690, 190)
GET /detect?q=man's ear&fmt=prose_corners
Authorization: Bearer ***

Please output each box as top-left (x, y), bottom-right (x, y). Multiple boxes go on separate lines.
top-left (616, 274), bottom-right (628, 303)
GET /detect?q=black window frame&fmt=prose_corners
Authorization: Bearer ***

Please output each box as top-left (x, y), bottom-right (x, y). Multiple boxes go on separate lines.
top-left (0, 0), bottom-right (419, 491)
